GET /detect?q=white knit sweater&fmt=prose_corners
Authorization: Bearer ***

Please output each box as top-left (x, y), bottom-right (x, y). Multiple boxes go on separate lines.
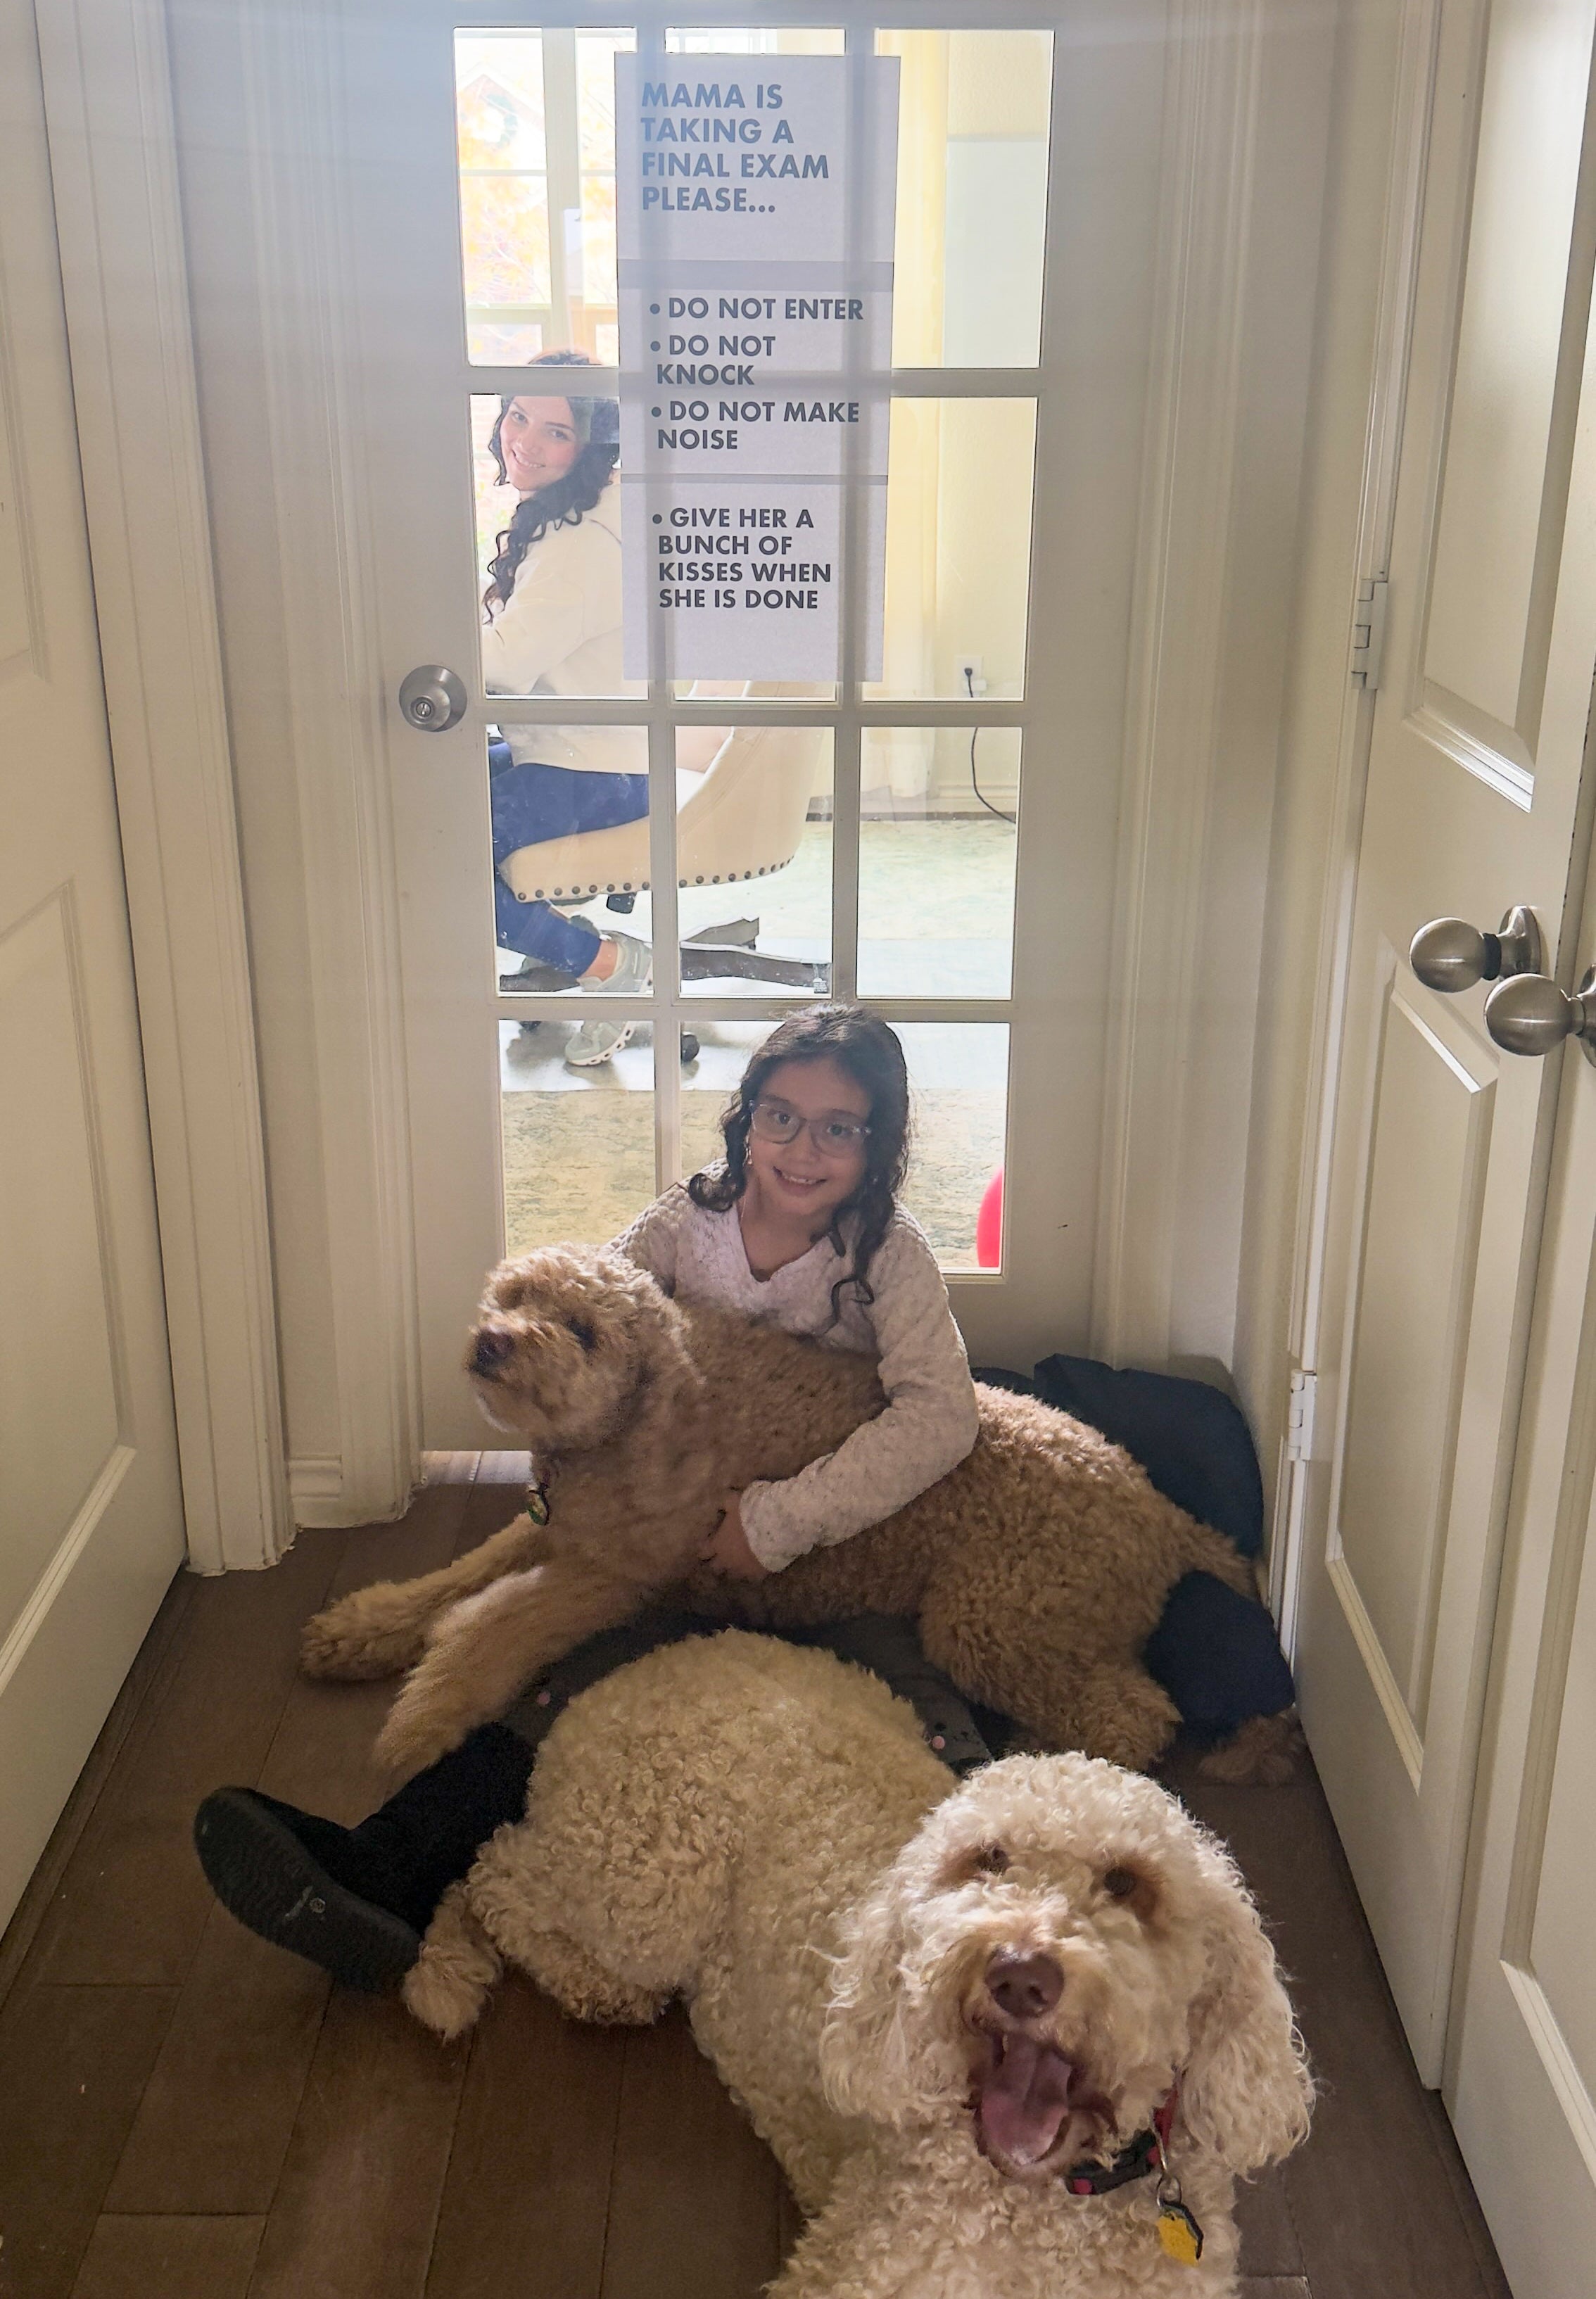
top-left (612, 1184), bottom-right (980, 1571)
top-left (481, 479), bottom-right (645, 780)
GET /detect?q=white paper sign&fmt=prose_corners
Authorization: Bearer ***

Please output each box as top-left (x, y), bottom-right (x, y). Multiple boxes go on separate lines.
top-left (615, 53), bottom-right (899, 681)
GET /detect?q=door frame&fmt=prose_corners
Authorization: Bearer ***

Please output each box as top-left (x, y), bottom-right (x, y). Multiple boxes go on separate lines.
top-left (207, 0), bottom-right (1330, 1514)
top-left (33, 0), bottom-right (288, 1569)
top-left (1266, 0), bottom-right (1442, 1654)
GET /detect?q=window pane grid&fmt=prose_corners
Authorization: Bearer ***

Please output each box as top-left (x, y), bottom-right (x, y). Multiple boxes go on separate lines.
top-left (471, 20), bottom-right (1044, 1258)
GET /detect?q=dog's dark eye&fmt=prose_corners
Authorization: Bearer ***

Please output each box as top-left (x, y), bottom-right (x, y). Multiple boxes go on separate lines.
top-left (1102, 1866), bottom-right (1139, 1901)
top-left (566, 1316), bottom-right (597, 1353)
top-left (971, 1845), bottom-right (1010, 1877)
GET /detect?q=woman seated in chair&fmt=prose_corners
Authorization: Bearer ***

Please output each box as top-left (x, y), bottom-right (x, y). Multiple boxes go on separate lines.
top-left (482, 348), bottom-right (648, 1068)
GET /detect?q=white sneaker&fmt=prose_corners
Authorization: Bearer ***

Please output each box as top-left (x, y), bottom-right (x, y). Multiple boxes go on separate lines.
top-left (564, 930), bottom-right (652, 1068)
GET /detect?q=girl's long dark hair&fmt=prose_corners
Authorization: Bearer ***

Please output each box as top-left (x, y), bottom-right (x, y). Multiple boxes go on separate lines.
top-left (483, 350), bottom-right (619, 617)
top-left (689, 1007), bottom-right (913, 1323)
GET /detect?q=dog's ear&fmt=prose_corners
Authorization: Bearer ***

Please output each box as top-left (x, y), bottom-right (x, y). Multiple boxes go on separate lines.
top-left (818, 1862), bottom-right (929, 2128)
top-left (1179, 1842), bottom-right (1312, 2173)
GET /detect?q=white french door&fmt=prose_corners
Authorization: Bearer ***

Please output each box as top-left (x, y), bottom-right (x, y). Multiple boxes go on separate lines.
top-left (1290, 0), bottom-right (1596, 2102)
top-left (346, 1), bottom-right (1165, 1444)
top-left (1447, 889), bottom-right (1596, 2298)
top-left (0, 1), bottom-right (186, 1929)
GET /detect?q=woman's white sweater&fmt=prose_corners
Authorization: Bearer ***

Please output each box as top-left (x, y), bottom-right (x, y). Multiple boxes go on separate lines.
top-left (481, 479), bottom-right (644, 779)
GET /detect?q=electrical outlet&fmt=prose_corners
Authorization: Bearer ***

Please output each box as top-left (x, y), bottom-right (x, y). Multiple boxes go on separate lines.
top-left (955, 653), bottom-right (989, 697)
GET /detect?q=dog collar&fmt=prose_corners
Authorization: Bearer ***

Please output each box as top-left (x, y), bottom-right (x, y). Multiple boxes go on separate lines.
top-left (1063, 2085), bottom-right (1177, 2196)
top-left (1062, 2089), bottom-right (1204, 2267)
top-left (524, 1474), bottom-right (550, 1526)
top-left (1062, 2123), bottom-right (1162, 2196)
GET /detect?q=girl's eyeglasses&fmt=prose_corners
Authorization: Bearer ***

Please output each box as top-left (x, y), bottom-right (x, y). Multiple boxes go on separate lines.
top-left (749, 1100), bottom-right (870, 1158)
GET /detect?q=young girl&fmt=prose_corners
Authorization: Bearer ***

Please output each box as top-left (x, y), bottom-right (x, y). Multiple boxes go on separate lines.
top-left (194, 1009), bottom-right (989, 1990)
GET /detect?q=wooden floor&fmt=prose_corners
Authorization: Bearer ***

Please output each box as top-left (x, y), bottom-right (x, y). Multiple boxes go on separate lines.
top-left (0, 1456), bottom-right (1513, 2299)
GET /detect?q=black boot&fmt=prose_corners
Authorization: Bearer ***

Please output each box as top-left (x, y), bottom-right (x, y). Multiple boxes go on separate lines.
top-left (192, 1723), bottom-right (535, 1991)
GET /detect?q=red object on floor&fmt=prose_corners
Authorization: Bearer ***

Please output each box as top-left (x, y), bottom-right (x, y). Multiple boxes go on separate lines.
top-left (976, 1167), bottom-right (1003, 1269)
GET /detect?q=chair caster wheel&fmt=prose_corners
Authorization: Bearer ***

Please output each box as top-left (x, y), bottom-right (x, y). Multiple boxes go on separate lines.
top-left (680, 1030), bottom-right (699, 1063)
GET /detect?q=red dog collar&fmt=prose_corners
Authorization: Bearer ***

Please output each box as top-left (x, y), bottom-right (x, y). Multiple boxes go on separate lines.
top-left (1062, 2085), bottom-right (1179, 2196)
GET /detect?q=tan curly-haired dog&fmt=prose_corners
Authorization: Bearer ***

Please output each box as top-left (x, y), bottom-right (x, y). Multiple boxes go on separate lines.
top-left (405, 1631), bottom-right (1312, 2298)
top-left (303, 1246), bottom-right (1260, 1778)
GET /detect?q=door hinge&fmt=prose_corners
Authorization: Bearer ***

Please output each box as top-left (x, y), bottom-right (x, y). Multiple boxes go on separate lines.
top-left (1286, 1367), bottom-right (1319, 1463)
top-left (1350, 576), bottom-right (1388, 690)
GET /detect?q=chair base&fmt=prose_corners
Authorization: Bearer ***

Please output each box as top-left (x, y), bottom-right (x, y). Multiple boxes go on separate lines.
top-left (499, 921), bottom-right (830, 996)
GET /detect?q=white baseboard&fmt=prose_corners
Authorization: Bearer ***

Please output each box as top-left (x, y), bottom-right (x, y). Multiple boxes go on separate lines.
top-left (289, 1454), bottom-right (421, 1531)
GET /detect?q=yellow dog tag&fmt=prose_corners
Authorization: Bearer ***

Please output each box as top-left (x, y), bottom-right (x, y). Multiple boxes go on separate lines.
top-left (1156, 2200), bottom-right (1204, 2266)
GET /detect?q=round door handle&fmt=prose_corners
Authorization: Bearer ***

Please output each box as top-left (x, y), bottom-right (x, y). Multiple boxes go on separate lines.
top-left (1484, 967), bottom-right (1596, 1066)
top-left (1409, 906), bottom-right (1541, 992)
top-left (398, 664), bottom-right (467, 731)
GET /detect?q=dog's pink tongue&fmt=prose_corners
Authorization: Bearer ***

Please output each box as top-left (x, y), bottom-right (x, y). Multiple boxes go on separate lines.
top-left (977, 2037), bottom-right (1076, 2167)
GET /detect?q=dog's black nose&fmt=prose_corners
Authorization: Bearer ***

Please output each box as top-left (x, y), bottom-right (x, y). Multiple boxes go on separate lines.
top-left (985, 1949), bottom-right (1063, 2020)
top-left (471, 1327), bottom-right (514, 1377)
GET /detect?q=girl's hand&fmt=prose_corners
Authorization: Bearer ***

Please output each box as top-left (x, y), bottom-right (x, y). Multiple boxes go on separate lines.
top-left (701, 1493), bottom-right (768, 1581)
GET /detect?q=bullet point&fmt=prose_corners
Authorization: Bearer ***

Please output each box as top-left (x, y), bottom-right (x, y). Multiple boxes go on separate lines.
top-left (652, 407), bottom-right (661, 416)
top-left (652, 513), bottom-right (662, 524)
top-left (650, 303), bottom-right (660, 314)
top-left (650, 341), bottom-right (660, 350)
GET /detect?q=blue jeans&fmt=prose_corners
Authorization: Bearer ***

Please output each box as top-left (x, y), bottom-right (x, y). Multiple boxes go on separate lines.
top-left (489, 739), bottom-right (650, 974)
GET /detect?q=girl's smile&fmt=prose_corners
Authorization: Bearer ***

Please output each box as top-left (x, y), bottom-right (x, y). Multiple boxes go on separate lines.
top-left (500, 395), bottom-right (582, 495)
top-left (740, 1056), bottom-right (872, 1267)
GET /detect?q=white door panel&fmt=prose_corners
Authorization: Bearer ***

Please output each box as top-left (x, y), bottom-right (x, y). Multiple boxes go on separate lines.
top-left (1298, 0), bottom-right (1596, 2084)
top-left (1450, 1040), bottom-right (1596, 2299)
top-left (0, 0), bottom-right (185, 1930)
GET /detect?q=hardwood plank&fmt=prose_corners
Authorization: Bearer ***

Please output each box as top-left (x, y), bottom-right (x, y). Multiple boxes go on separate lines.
top-left (1239, 2282), bottom-right (1311, 2298)
top-left (103, 1911), bottom-right (331, 2217)
top-left (0, 1984), bottom-right (176, 2299)
top-left (258, 1481), bottom-right (476, 1824)
top-left (1419, 2092), bottom-right (1514, 2299)
top-left (600, 2006), bottom-right (783, 2299)
top-left (101, 1487), bottom-right (478, 2217)
top-left (0, 1565), bottom-right (196, 2021)
top-left (32, 1538), bottom-right (346, 1987)
top-left (1165, 1747), bottom-right (1508, 2299)
top-left (426, 1975), bottom-right (627, 2299)
top-left (244, 1991), bottom-right (468, 2299)
top-left (1235, 2167), bottom-right (1305, 2278)
top-left (69, 2216), bottom-right (263, 2299)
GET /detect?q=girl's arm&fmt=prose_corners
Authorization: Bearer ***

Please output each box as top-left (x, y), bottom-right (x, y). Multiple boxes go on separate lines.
top-left (609, 1182), bottom-right (689, 1293)
top-left (738, 1222), bottom-right (981, 1573)
top-left (480, 521), bottom-right (612, 695)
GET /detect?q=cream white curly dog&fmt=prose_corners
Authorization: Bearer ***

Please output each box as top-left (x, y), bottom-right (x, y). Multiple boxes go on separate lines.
top-left (302, 1246), bottom-right (1262, 1779)
top-left (407, 1631), bottom-right (1310, 2298)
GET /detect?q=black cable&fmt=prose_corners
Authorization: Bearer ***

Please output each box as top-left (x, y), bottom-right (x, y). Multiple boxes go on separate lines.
top-left (964, 665), bottom-right (1016, 823)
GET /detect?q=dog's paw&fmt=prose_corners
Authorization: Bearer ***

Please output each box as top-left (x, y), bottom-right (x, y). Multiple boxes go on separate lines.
top-left (403, 1884), bottom-right (501, 2039)
top-left (300, 1584), bottom-right (433, 1682)
top-left (1199, 1708), bottom-right (1303, 1786)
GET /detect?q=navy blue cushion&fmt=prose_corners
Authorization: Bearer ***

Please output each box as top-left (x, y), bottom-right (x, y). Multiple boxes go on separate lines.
top-left (1030, 1354), bottom-right (1265, 1557)
top-left (972, 1356), bottom-right (1292, 1734)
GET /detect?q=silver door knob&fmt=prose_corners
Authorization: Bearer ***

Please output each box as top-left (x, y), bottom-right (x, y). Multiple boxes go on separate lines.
top-left (1409, 906), bottom-right (1541, 992)
top-left (398, 664), bottom-right (467, 730)
top-left (1485, 966), bottom-right (1596, 1066)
